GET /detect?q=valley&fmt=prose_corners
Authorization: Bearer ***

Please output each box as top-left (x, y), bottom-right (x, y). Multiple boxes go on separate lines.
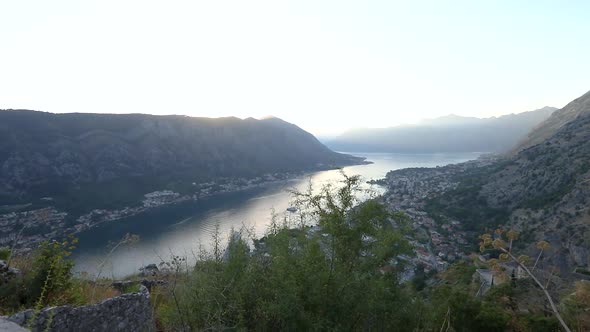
top-left (72, 152), bottom-right (479, 277)
top-left (2, 2), bottom-right (590, 330)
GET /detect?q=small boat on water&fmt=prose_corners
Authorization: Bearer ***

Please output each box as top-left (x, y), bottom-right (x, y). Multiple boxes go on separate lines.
top-left (286, 206), bottom-right (297, 213)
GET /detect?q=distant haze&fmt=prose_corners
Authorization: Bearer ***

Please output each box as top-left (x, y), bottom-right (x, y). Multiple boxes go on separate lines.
top-left (325, 107), bottom-right (557, 153)
top-left (1, 1), bottom-right (590, 135)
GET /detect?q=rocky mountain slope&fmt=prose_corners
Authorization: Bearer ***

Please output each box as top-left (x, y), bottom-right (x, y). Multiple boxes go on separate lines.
top-left (479, 92), bottom-right (590, 271)
top-left (379, 90), bottom-right (590, 276)
top-left (0, 110), bottom-right (363, 213)
top-left (513, 90), bottom-right (590, 152)
top-left (421, 90), bottom-right (590, 273)
top-left (326, 107), bottom-right (556, 153)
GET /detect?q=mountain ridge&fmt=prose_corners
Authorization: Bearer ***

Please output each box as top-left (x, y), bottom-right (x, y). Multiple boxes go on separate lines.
top-left (326, 107), bottom-right (557, 153)
top-left (421, 90), bottom-right (590, 272)
top-left (0, 110), bottom-right (364, 213)
top-left (513, 91), bottom-right (590, 153)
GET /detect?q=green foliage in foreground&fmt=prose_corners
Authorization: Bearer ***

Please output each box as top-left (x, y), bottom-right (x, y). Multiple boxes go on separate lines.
top-left (0, 237), bottom-right (83, 313)
top-left (157, 175), bottom-right (420, 331)
top-left (3, 174), bottom-right (588, 331)
top-left (0, 247), bottom-right (10, 260)
top-left (154, 175), bottom-right (588, 331)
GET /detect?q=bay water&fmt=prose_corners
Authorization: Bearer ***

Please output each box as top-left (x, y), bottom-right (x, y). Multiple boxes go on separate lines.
top-left (73, 152), bottom-right (480, 278)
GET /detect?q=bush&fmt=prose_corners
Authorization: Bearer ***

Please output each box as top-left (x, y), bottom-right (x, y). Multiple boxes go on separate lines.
top-left (522, 315), bottom-right (559, 332)
top-left (0, 237), bottom-right (81, 313)
top-left (0, 247), bottom-right (10, 260)
top-left (27, 238), bottom-right (79, 307)
top-left (0, 275), bottom-right (26, 314)
top-left (475, 304), bottom-right (511, 332)
top-left (157, 175), bottom-right (419, 331)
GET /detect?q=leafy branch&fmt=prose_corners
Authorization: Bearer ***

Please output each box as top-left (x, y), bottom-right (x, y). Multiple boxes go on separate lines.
top-left (480, 230), bottom-right (572, 332)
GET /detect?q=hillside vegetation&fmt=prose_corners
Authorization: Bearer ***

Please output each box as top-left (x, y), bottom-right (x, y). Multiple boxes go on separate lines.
top-left (2, 176), bottom-right (588, 331)
top-left (0, 110), bottom-right (363, 212)
top-left (427, 90), bottom-right (590, 272)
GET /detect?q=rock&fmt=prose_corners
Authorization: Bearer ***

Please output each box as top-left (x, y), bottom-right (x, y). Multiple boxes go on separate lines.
top-left (568, 243), bottom-right (590, 268)
top-left (139, 263), bottom-right (159, 276)
top-left (0, 317), bottom-right (29, 332)
top-left (0, 260), bottom-right (21, 284)
top-left (5, 310), bottom-right (32, 326)
top-left (140, 279), bottom-right (167, 291)
top-left (8, 288), bottom-right (155, 332)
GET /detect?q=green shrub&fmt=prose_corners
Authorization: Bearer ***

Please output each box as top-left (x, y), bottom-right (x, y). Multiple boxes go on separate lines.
top-left (522, 314), bottom-right (559, 332)
top-left (0, 236), bottom-right (80, 313)
top-left (121, 282), bottom-right (141, 294)
top-left (0, 247), bottom-right (10, 260)
top-left (0, 275), bottom-right (26, 315)
top-left (474, 304), bottom-right (511, 332)
top-left (158, 175), bottom-right (418, 331)
top-left (575, 267), bottom-right (590, 276)
top-left (28, 238), bottom-right (78, 307)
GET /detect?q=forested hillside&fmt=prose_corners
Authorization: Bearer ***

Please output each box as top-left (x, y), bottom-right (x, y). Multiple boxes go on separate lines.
top-left (0, 110), bottom-right (364, 212)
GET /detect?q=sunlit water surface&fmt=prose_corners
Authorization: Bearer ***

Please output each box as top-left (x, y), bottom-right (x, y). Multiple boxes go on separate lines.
top-left (73, 152), bottom-right (480, 277)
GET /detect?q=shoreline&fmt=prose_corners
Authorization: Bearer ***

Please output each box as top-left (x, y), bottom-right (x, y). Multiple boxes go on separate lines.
top-left (1, 159), bottom-right (369, 251)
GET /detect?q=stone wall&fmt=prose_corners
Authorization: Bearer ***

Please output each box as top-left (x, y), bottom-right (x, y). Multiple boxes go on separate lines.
top-left (8, 285), bottom-right (154, 332)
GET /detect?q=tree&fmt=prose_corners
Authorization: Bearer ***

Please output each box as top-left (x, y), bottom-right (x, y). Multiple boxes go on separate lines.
top-left (159, 174), bottom-right (418, 331)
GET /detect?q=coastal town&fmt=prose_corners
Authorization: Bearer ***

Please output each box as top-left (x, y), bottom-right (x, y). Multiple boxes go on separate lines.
top-left (0, 207), bottom-right (68, 249)
top-left (0, 171), bottom-right (310, 249)
top-left (1, 155), bottom-right (498, 279)
top-left (375, 156), bottom-right (498, 277)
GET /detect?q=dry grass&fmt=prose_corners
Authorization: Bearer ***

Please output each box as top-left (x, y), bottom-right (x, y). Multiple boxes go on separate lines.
top-left (8, 252), bottom-right (35, 274)
top-left (77, 281), bottom-right (119, 304)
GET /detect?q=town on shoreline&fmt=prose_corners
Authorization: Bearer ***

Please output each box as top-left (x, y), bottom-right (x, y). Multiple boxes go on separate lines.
top-left (374, 156), bottom-right (498, 279)
top-left (1, 155), bottom-right (495, 280)
top-left (0, 169), bottom-right (330, 250)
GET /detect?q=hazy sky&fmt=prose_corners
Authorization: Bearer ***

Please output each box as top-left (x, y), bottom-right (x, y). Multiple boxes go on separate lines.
top-left (1, 1), bottom-right (589, 135)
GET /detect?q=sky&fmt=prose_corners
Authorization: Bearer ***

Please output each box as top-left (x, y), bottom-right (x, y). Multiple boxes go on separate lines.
top-left (1, 1), bottom-right (589, 136)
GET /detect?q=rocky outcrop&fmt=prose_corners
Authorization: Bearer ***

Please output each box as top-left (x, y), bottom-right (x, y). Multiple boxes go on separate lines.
top-left (422, 90), bottom-right (590, 274)
top-left (8, 285), bottom-right (154, 332)
top-left (139, 263), bottom-right (159, 277)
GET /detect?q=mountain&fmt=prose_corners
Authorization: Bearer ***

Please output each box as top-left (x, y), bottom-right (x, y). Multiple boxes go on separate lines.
top-left (326, 107), bottom-right (556, 153)
top-left (513, 90), bottom-right (590, 152)
top-left (0, 110), bottom-right (364, 213)
top-left (424, 90), bottom-right (590, 272)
